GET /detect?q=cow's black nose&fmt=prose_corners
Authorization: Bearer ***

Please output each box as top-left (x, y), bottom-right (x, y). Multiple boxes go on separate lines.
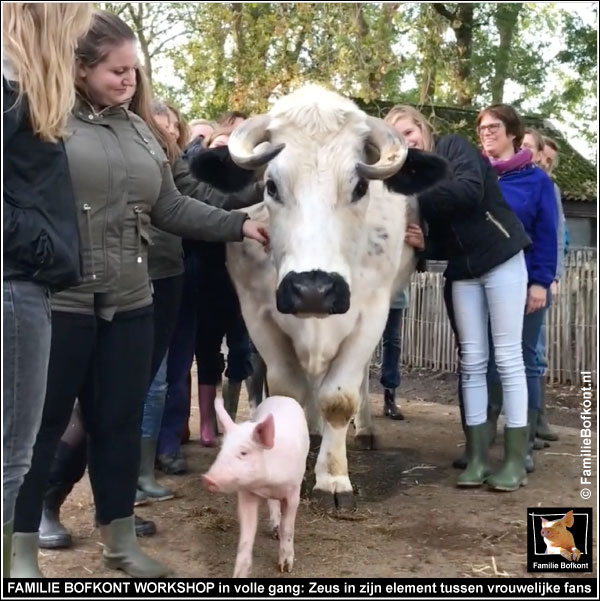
top-left (276, 270), bottom-right (350, 315)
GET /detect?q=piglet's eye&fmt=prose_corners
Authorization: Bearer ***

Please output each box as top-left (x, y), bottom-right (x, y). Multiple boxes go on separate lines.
top-left (240, 451), bottom-right (248, 457)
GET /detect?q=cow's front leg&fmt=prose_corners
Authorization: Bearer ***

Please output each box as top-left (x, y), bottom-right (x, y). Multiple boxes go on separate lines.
top-left (353, 363), bottom-right (376, 450)
top-left (278, 488), bottom-right (300, 573)
top-left (312, 391), bottom-right (357, 512)
top-left (233, 491), bottom-right (260, 578)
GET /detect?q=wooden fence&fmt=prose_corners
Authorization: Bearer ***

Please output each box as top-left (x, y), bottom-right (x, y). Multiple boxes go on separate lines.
top-left (373, 248), bottom-right (597, 386)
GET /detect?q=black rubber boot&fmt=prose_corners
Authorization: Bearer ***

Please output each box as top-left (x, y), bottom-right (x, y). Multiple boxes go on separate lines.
top-left (524, 409), bottom-right (537, 474)
top-left (38, 482), bottom-right (73, 549)
top-left (383, 388), bottom-right (405, 420)
top-left (246, 351), bottom-right (267, 409)
top-left (156, 451), bottom-right (187, 475)
top-left (487, 380), bottom-right (503, 448)
top-left (536, 376), bottom-right (558, 441)
top-left (134, 515), bottom-right (156, 537)
top-left (223, 379), bottom-right (242, 421)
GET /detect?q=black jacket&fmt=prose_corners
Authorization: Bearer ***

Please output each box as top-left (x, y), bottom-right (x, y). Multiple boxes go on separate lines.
top-left (418, 134), bottom-right (531, 281)
top-left (3, 77), bottom-right (82, 290)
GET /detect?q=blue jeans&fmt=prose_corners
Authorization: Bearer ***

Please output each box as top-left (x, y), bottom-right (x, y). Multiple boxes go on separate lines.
top-left (380, 308), bottom-right (404, 389)
top-left (3, 280), bottom-right (52, 525)
top-left (141, 352), bottom-right (168, 440)
top-left (452, 252), bottom-right (528, 428)
top-left (534, 321), bottom-right (548, 377)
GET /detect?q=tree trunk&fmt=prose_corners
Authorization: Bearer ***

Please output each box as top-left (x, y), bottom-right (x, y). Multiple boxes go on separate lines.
top-left (454, 4), bottom-right (475, 107)
top-left (433, 3), bottom-right (476, 107)
top-left (491, 3), bottom-right (523, 104)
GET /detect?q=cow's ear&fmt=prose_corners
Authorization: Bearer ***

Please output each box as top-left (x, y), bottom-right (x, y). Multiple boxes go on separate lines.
top-left (384, 149), bottom-right (448, 195)
top-left (189, 146), bottom-right (257, 192)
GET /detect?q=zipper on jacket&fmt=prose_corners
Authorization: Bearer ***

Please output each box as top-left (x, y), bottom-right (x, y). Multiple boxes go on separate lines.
top-left (134, 206), bottom-right (143, 264)
top-left (486, 211), bottom-right (511, 238)
top-left (82, 204), bottom-right (97, 280)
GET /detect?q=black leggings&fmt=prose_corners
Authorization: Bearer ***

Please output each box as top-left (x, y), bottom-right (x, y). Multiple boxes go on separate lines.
top-left (14, 307), bottom-right (153, 531)
top-left (42, 276), bottom-right (184, 500)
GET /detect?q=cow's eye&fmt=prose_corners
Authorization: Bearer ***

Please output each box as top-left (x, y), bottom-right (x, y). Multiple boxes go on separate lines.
top-left (266, 179), bottom-right (281, 202)
top-left (352, 178), bottom-right (369, 202)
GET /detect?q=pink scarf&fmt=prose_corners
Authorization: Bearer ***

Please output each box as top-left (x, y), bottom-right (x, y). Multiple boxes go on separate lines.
top-left (485, 148), bottom-right (533, 176)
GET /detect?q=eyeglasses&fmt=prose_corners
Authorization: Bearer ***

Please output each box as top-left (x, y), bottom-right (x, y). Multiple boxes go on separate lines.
top-left (477, 122), bottom-right (504, 134)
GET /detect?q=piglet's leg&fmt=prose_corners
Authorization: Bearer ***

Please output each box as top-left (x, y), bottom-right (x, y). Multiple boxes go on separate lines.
top-left (278, 487), bottom-right (300, 573)
top-left (233, 491), bottom-right (260, 578)
top-left (267, 499), bottom-right (281, 539)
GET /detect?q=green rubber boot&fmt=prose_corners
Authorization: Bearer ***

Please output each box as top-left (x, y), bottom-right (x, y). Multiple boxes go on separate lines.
top-left (10, 532), bottom-right (44, 578)
top-left (100, 515), bottom-right (171, 577)
top-left (457, 423), bottom-right (491, 487)
top-left (487, 426), bottom-right (529, 491)
top-left (3, 521), bottom-right (12, 578)
top-left (536, 376), bottom-right (558, 441)
top-left (137, 438), bottom-right (174, 501)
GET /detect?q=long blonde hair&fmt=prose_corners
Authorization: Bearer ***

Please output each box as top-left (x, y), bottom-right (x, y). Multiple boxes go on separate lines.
top-left (384, 105), bottom-right (435, 152)
top-left (2, 3), bottom-right (93, 142)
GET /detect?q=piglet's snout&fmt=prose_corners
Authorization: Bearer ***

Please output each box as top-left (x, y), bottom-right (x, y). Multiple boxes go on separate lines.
top-left (202, 474), bottom-right (220, 493)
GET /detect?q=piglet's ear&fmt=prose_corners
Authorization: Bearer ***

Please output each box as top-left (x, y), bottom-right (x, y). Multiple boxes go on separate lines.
top-left (253, 413), bottom-right (275, 449)
top-left (541, 518), bottom-right (549, 527)
top-left (564, 510), bottom-right (574, 527)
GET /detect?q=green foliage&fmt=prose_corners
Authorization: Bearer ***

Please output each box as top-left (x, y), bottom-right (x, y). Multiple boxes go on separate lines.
top-left (98, 2), bottom-right (596, 159)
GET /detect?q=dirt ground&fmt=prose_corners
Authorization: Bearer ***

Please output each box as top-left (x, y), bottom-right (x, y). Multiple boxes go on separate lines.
top-left (40, 369), bottom-right (596, 579)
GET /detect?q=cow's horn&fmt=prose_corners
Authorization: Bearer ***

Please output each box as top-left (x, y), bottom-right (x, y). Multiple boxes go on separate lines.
top-left (356, 116), bottom-right (408, 180)
top-left (228, 114), bottom-right (285, 170)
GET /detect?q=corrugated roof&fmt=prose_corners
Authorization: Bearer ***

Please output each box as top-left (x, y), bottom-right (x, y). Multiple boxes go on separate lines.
top-left (356, 100), bottom-right (597, 203)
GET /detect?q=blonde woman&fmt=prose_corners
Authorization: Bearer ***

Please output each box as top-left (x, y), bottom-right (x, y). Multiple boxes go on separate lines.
top-left (385, 105), bottom-right (532, 492)
top-left (2, 2), bottom-right (93, 577)
top-left (11, 10), bottom-right (267, 578)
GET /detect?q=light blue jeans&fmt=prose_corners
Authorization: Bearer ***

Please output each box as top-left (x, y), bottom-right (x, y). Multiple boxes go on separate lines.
top-left (452, 252), bottom-right (528, 428)
top-left (141, 352), bottom-right (168, 440)
top-left (3, 280), bottom-right (52, 525)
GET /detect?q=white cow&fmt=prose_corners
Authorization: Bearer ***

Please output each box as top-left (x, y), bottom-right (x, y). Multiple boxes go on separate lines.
top-left (193, 85), bottom-right (446, 510)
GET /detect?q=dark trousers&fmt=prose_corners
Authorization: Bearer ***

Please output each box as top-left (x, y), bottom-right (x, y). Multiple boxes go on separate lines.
top-left (45, 276), bottom-right (184, 490)
top-left (14, 307), bottom-right (153, 532)
top-left (380, 308), bottom-right (404, 389)
top-left (148, 276), bottom-right (184, 382)
top-left (159, 251), bottom-right (251, 456)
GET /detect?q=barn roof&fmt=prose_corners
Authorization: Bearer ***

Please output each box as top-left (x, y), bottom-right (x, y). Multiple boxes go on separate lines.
top-left (356, 100), bottom-right (597, 204)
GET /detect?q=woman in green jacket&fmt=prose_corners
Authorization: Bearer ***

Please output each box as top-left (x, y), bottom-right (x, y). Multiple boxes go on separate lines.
top-left (11, 10), bottom-right (267, 579)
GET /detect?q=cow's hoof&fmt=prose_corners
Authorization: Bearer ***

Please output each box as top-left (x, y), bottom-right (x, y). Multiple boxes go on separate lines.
top-left (309, 434), bottom-right (322, 451)
top-left (310, 489), bottom-right (337, 512)
top-left (335, 491), bottom-right (355, 512)
top-left (354, 433), bottom-right (377, 450)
